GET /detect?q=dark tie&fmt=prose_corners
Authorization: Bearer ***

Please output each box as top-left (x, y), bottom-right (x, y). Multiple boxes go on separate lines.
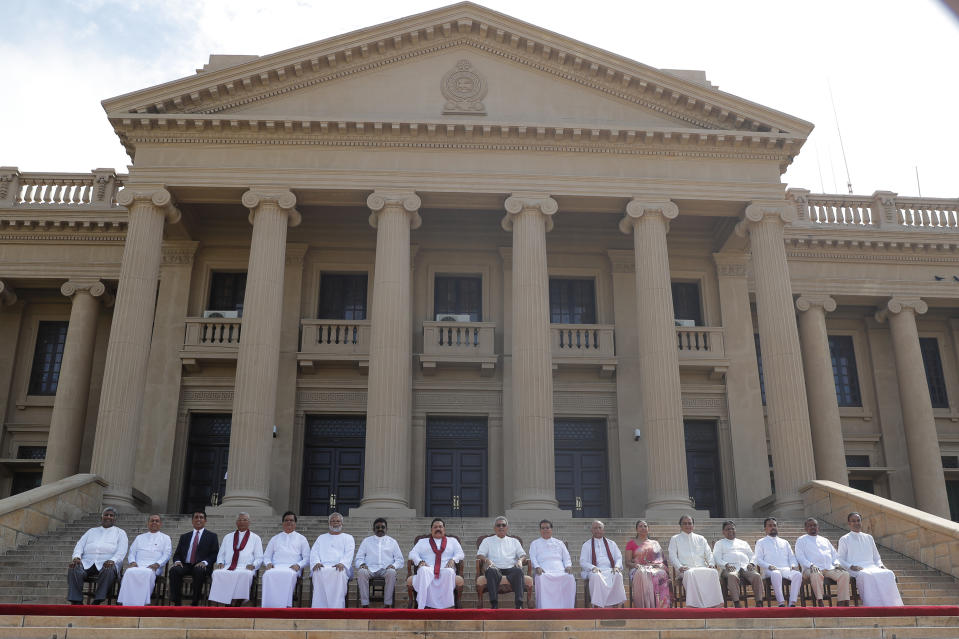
top-left (189, 531), bottom-right (199, 564)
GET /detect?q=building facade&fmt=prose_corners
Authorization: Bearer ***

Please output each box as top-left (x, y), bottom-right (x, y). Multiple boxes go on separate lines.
top-left (2, 3), bottom-right (959, 521)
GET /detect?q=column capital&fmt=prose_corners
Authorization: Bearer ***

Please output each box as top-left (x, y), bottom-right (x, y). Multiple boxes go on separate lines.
top-left (502, 192), bottom-right (558, 232)
top-left (796, 294), bottom-right (836, 313)
top-left (116, 187), bottom-right (181, 224)
top-left (367, 189), bottom-right (422, 230)
top-left (876, 296), bottom-right (928, 322)
top-left (619, 198), bottom-right (678, 234)
top-left (744, 199), bottom-right (796, 224)
top-left (242, 189), bottom-right (301, 227)
top-left (61, 279), bottom-right (114, 306)
top-left (712, 252), bottom-right (748, 278)
top-left (0, 280), bottom-right (16, 306)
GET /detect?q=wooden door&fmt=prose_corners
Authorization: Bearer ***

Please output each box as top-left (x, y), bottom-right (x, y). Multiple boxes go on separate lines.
top-left (684, 420), bottom-right (724, 517)
top-left (425, 417), bottom-right (487, 517)
top-left (301, 415), bottom-right (366, 516)
top-left (554, 419), bottom-right (610, 518)
top-left (181, 414), bottom-right (231, 513)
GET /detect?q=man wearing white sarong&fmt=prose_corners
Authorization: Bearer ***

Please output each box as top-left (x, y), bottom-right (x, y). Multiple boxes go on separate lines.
top-left (529, 519), bottom-right (575, 609)
top-left (355, 518), bottom-right (404, 608)
top-left (208, 512), bottom-right (263, 605)
top-left (838, 512), bottom-right (903, 607)
top-left (67, 507), bottom-right (129, 605)
top-left (310, 512), bottom-right (355, 608)
top-left (579, 520), bottom-right (626, 608)
top-left (261, 511), bottom-right (311, 608)
top-left (795, 517), bottom-right (850, 607)
top-left (668, 515), bottom-right (723, 608)
top-left (755, 517), bottom-right (802, 607)
top-left (409, 518), bottom-right (464, 609)
top-left (117, 514), bottom-right (171, 606)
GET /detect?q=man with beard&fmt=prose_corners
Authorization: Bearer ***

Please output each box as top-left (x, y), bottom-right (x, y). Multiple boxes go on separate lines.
top-left (208, 512), bottom-right (263, 606)
top-left (355, 518), bottom-right (404, 608)
top-left (261, 511), bottom-right (311, 608)
top-left (755, 517), bottom-right (802, 607)
top-left (67, 507), bottom-right (128, 604)
top-left (795, 517), bottom-right (850, 607)
top-left (310, 512), bottom-right (355, 608)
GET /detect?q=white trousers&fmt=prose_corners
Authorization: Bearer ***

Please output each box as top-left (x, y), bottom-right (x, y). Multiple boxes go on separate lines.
top-left (851, 567), bottom-right (903, 607)
top-left (311, 566), bottom-right (348, 608)
top-left (534, 572), bottom-right (576, 609)
top-left (412, 565), bottom-right (456, 609)
top-left (261, 567), bottom-right (299, 608)
top-left (208, 568), bottom-right (255, 604)
top-left (116, 566), bottom-right (157, 606)
top-left (766, 568), bottom-right (803, 604)
top-left (587, 570), bottom-right (626, 607)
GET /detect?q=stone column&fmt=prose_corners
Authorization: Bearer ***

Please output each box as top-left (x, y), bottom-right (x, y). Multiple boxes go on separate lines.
top-left (90, 188), bottom-right (180, 510)
top-left (502, 192), bottom-right (564, 518)
top-left (222, 189), bottom-right (300, 511)
top-left (352, 190), bottom-right (420, 517)
top-left (795, 294), bottom-right (848, 485)
top-left (876, 297), bottom-right (950, 517)
top-left (0, 281), bottom-right (15, 307)
top-left (740, 201), bottom-right (816, 514)
top-left (42, 280), bottom-right (112, 484)
top-left (620, 199), bottom-right (691, 515)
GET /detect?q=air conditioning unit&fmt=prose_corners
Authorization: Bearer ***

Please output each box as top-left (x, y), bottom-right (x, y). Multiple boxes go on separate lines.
top-left (674, 319), bottom-right (696, 327)
top-left (436, 314), bottom-right (471, 322)
top-left (204, 310), bottom-right (239, 319)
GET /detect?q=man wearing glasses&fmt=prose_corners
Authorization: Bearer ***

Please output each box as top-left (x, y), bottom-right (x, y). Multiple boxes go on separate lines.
top-left (476, 516), bottom-right (527, 609)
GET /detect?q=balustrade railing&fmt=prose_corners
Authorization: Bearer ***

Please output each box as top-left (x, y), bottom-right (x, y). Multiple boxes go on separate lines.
top-left (184, 317), bottom-right (242, 348)
top-left (896, 198), bottom-right (959, 229)
top-left (789, 189), bottom-right (959, 231)
top-left (300, 319), bottom-right (370, 355)
top-left (550, 324), bottom-right (615, 358)
top-left (423, 321), bottom-right (496, 357)
top-left (0, 169), bottom-right (124, 208)
top-left (676, 326), bottom-right (725, 358)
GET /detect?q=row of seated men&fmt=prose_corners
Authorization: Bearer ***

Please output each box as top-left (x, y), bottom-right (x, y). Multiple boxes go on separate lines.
top-left (67, 508), bottom-right (903, 609)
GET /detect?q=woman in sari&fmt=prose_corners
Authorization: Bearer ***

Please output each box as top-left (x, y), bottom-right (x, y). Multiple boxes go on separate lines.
top-left (624, 520), bottom-right (671, 608)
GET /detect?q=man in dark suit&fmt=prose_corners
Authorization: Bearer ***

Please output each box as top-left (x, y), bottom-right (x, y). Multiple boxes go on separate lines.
top-left (169, 510), bottom-right (219, 605)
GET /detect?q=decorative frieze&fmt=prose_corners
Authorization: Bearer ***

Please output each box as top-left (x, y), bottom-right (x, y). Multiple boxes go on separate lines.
top-left (181, 389), bottom-right (235, 402)
top-left (161, 241), bottom-right (199, 266)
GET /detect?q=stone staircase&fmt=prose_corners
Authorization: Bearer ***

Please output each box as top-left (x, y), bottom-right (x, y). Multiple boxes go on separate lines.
top-left (0, 514), bottom-right (956, 608)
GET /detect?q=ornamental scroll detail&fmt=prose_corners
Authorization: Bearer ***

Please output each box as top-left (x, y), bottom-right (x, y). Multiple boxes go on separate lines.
top-left (441, 60), bottom-right (487, 115)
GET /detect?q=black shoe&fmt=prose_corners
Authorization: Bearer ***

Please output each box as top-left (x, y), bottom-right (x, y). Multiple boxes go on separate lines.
top-left (514, 602), bottom-right (523, 609)
top-left (92, 599), bottom-right (103, 605)
top-left (362, 604), bottom-right (369, 608)
top-left (489, 601), bottom-right (498, 609)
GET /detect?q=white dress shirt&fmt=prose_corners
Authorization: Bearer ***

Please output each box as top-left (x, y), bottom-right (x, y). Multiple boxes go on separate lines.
top-left (127, 531), bottom-right (172, 575)
top-left (529, 537), bottom-right (572, 573)
top-left (477, 535), bottom-right (526, 569)
top-left (754, 536), bottom-right (798, 571)
top-left (355, 534), bottom-right (404, 572)
top-left (215, 531), bottom-right (264, 570)
top-left (712, 537), bottom-right (755, 570)
top-left (837, 531), bottom-right (885, 570)
top-left (73, 526), bottom-right (129, 570)
top-left (311, 533), bottom-right (356, 578)
top-left (579, 537), bottom-right (623, 579)
top-left (668, 532), bottom-right (714, 569)
top-left (795, 534), bottom-right (841, 570)
top-left (409, 536), bottom-right (465, 566)
top-left (263, 531), bottom-right (311, 575)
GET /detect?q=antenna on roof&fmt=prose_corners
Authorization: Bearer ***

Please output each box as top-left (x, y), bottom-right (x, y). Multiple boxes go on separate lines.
top-left (915, 166), bottom-right (922, 197)
top-left (827, 79), bottom-right (853, 194)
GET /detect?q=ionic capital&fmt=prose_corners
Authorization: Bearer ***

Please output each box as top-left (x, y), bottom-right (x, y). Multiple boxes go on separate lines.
top-left (796, 294), bottom-right (837, 314)
top-left (743, 200), bottom-right (796, 225)
top-left (367, 189), bottom-right (422, 230)
top-left (0, 280), bottom-right (16, 306)
top-left (61, 279), bottom-right (114, 306)
top-left (242, 189), bottom-right (301, 227)
top-left (501, 192), bottom-right (558, 232)
top-left (116, 187), bottom-right (181, 224)
top-left (618, 199), bottom-right (678, 234)
top-left (875, 296), bottom-right (928, 323)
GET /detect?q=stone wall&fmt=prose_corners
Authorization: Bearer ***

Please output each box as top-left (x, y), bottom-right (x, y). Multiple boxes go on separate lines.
top-left (0, 474), bottom-right (104, 554)
top-left (801, 479), bottom-right (959, 579)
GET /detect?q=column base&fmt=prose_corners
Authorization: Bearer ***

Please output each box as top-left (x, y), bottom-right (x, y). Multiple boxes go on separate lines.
top-left (220, 490), bottom-right (272, 516)
top-left (766, 495), bottom-right (807, 518)
top-left (207, 504), bottom-right (276, 520)
top-left (349, 503), bottom-right (417, 518)
top-left (504, 507), bottom-right (573, 521)
top-left (100, 489), bottom-right (143, 514)
top-left (643, 497), bottom-right (703, 522)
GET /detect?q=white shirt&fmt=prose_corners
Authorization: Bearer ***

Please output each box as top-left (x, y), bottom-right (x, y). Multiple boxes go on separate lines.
top-left (795, 534), bottom-right (841, 570)
top-left (215, 531), bottom-right (263, 570)
top-left (73, 526), bottom-right (128, 570)
top-left (127, 531), bottom-right (172, 575)
top-left (837, 531), bottom-right (884, 570)
top-left (355, 534), bottom-right (404, 572)
top-left (712, 537), bottom-right (755, 571)
top-left (579, 537), bottom-right (623, 579)
top-left (477, 534), bottom-right (526, 569)
top-left (668, 532), bottom-right (714, 569)
top-left (409, 536), bottom-right (464, 567)
top-left (529, 537), bottom-right (572, 573)
top-left (263, 531), bottom-right (311, 574)
top-left (754, 535), bottom-right (798, 571)
top-left (311, 533), bottom-right (356, 577)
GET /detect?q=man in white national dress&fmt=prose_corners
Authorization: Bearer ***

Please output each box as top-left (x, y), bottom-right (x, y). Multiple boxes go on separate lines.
top-left (208, 512), bottom-right (263, 605)
top-left (528, 519), bottom-right (575, 609)
top-left (355, 517), bottom-right (404, 608)
top-left (795, 517), bottom-right (850, 607)
top-left (67, 507), bottom-right (128, 605)
top-left (310, 512), bottom-right (355, 608)
top-left (117, 514), bottom-right (171, 606)
top-left (409, 518), bottom-right (465, 609)
top-left (579, 520), bottom-right (626, 608)
top-left (754, 517), bottom-right (803, 607)
top-left (668, 514), bottom-right (723, 608)
top-left (838, 512), bottom-right (903, 607)
top-left (261, 511), bottom-right (311, 608)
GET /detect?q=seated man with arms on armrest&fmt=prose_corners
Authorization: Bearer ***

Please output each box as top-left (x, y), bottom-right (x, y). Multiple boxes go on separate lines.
top-left (208, 512), bottom-right (263, 606)
top-left (310, 512), bottom-right (355, 608)
top-left (355, 517), bottom-right (404, 608)
top-left (795, 517), bottom-right (850, 607)
top-left (169, 510), bottom-right (219, 606)
top-left (409, 518), bottom-right (464, 609)
top-left (261, 511), bottom-right (311, 608)
top-left (117, 514), bottom-right (171, 606)
top-left (67, 506), bottom-right (128, 605)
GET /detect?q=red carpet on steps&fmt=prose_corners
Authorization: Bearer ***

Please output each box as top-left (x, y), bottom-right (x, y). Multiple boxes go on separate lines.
top-left (0, 604), bottom-right (953, 620)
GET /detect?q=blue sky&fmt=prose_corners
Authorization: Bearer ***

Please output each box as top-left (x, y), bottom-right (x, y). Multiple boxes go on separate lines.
top-left (2, 0), bottom-right (958, 198)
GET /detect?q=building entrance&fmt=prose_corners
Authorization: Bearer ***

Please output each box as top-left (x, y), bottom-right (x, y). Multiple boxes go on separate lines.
top-left (554, 419), bottom-right (610, 518)
top-left (425, 417), bottom-right (488, 517)
top-left (684, 420), bottom-right (724, 517)
top-left (181, 413), bottom-right (231, 513)
top-left (301, 415), bottom-right (366, 516)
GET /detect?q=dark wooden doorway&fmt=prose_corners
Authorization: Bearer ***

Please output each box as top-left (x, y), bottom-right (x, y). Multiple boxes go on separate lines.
top-left (181, 413), bottom-right (231, 513)
top-left (301, 415), bottom-right (366, 516)
top-left (554, 419), bottom-right (610, 518)
top-left (425, 417), bottom-right (488, 517)
top-left (684, 420), bottom-right (724, 517)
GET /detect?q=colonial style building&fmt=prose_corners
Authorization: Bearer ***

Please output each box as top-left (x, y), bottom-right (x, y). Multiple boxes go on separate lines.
top-left (2, 3), bottom-right (958, 521)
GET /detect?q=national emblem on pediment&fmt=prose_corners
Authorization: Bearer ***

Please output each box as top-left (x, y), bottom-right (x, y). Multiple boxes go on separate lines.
top-left (441, 59), bottom-right (487, 115)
